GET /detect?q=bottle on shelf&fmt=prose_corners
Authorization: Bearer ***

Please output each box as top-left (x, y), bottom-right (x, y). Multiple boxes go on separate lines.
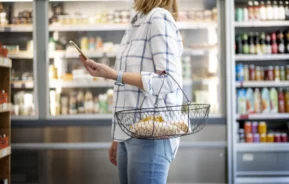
top-left (272, 1), bottom-right (279, 20)
top-left (266, 33), bottom-right (272, 54)
top-left (236, 35), bottom-right (243, 54)
top-left (279, 1), bottom-right (286, 20)
top-left (69, 92), bottom-right (77, 115)
top-left (270, 87), bottom-right (278, 113)
top-left (255, 32), bottom-right (261, 54)
top-left (285, 1), bottom-right (289, 20)
top-left (277, 31), bottom-right (285, 53)
top-left (76, 90), bottom-right (84, 114)
top-left (248, 1), bottom-right (255, 20)
top-left (254, 1), bottom-right (260, 20)
top-left (278, 88), bottom-right (286, 113)
top-left (249, 32), bottom-right (256, 54)
top-left (84, 91), bottom-right (94, 114)
top-left (242, 33), bottom-right (250, 54)
top-left (254, 88), bottom-right (262, 113)
top-left (274, 66), bottom-right (280, 81)
top-left (280, 66), bottom-right (286, 80)
top-left (260, 32), bottom-right (267, 54)
top-left (244, 65), bottom-right (249, 81)
top-left (260, 1), bottom-right (267, 20)
top-left (246, 88), bottom-right (254, 113)
top-left (271, 32), bottom-right (278, 54)
top-left (286, 31), bottom-right (289, 53)
top-left (249, 64), bottom-right (255, 80)
top-left (266, 0), bottom-right (273, 20)
top-left (285, 88), bottom-right (289, 112)
top-left (261, 88), bottom-right (270, 113)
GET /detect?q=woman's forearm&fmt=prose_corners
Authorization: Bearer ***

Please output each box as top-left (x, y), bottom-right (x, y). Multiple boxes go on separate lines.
top-left (110, 71), bottom-right (144, 90)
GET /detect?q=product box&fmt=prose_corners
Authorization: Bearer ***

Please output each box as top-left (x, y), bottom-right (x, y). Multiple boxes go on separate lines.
top-left (0, 136), bottom-right (9, 149)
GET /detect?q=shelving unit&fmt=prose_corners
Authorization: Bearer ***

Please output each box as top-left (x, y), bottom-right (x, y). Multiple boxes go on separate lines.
top-left (236, 81), bottom-right (289, 88)
top-left (0, 57), bottom-right (12, 184)
top-left (49, 80), bottom-right (114, 88)
top-left (230, 0), bottom-right (289, 183)
top-left (235, 54), bottom-right (289, 61)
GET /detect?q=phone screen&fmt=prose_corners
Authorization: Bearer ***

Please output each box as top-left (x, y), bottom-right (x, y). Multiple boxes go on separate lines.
top-left (69, 40), bottom-right (88, 60)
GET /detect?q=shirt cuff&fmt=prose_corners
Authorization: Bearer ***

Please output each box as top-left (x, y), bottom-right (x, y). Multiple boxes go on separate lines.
top-left (141, 71), bottom-right (154, 96)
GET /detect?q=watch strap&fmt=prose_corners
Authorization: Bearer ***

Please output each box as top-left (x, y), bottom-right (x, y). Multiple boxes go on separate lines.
top-left (115, 71), bottom-right (125, 86)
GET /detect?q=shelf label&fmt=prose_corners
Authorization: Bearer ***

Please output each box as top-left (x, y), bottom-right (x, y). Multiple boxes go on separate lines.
top-left (239, 114), bottom-right (249, 120)
top-left (243, 153), bottom-right (254, 161)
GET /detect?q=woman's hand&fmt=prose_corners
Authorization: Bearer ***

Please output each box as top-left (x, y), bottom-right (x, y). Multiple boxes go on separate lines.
top-left (109, 141), bottom-right (118, 166)
top-left (79, 55), bottom-right (117, 80)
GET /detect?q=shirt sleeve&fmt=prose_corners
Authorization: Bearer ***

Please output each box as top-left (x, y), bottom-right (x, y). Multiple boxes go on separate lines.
top-left (141, 10), bottom-right (183, 96)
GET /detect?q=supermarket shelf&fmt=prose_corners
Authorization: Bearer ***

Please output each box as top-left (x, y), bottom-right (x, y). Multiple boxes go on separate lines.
top-left (11, 81), bottom-right (34, 89)
top-left (0, 24), bottom-right (33, 32)
top-left (50, 80), bottom-right (114, 88)
top-left (49, 24), bottom-right (128, 32)
top-left (235, 54), bottom-right (289, 61)
top-left (236, 113), bottom-right (289, 120)
top-left (236, 81), bottom-right (289, 88)
top-left (48, 114), bottom-right (113, 120)
top-left (0, 57), bottom-right (12, 68)
top-left (236, 143), bottom-right (289, 152)
top-left (177, 22), bottom-right (217, 30)
top-left (8, 51), bottom-right (33, 59)
top-left (235, 21), bottom-right (289, 28)
top-left (0, 147), bottom-right (11, 159)
top-left (11, 116), bottom-right (38, 121)
top-left (236, 176), bottom-right (289, 184)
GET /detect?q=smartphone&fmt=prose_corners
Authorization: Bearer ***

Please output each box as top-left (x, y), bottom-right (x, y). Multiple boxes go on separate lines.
top-left (69, 40), bottom-right (88, 60)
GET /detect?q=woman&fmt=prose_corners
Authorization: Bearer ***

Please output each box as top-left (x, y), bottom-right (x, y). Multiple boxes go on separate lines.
top-left (79, 0), bottom-right (183, 183)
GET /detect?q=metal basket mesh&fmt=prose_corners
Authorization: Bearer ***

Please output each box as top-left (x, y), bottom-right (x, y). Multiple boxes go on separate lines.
top-left (115, 73), bottom-right (210, 140)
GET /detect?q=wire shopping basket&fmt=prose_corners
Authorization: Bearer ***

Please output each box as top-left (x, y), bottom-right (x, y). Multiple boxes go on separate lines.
top-left (115, 73), bottom-right (210, 140)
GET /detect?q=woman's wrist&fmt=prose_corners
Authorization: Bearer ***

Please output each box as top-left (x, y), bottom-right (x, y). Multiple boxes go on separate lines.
top-left (109, 69), bottom-right (118, 80)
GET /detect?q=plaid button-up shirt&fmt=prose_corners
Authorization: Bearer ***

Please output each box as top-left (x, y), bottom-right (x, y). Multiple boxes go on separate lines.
top-left (112, 7), bottom-right (183, 148)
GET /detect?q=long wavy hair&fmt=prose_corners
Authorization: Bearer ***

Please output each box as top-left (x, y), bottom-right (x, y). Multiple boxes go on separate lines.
top-left (134, 0), bottom-right (179, 21)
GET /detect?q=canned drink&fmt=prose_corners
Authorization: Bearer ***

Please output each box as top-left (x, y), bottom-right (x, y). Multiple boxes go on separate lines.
top-left (281, 133), bottom-right (288, 142)
top-left (252, 121), bottom-right (258, 134)
top-left (246, 133), bottom-right (253, 143)
top-left (236, 64), bottom-right (244, 81)
top-left (253, 133), bottom-right (260, 143)
top-left (244, 121), bottom-right (252, 134)
top-left (260, 133), bottom-right (267, 142)
top-left (258, 121), bottom-right (267, 134)
top-left (266, 133), bottom-right (274, 142)
top-left (274, 133), bottom-right (281, 142)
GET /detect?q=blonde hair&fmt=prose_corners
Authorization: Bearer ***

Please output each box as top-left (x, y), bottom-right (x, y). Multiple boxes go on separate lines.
top-left (134, 0), bottom-right (179, 21)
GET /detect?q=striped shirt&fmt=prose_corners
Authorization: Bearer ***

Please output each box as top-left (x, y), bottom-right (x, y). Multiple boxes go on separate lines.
top-left (112, 8), bottom-right (183, 151)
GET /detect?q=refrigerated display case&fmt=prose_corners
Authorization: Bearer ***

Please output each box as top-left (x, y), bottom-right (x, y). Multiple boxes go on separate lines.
top-left (0, 1), bottom-right (37, 120)
top-left (46, 0), bottom-right (224, 120)
top-left (227, 0), bottom-right (289, 183)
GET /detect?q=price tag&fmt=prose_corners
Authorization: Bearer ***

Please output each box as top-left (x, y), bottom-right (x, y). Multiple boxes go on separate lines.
top-left (243, 153), bottom-right (254, 161)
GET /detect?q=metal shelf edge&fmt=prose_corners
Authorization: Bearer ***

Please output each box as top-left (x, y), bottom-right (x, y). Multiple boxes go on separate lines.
top-left (236, 143), bottom-right (289, 152)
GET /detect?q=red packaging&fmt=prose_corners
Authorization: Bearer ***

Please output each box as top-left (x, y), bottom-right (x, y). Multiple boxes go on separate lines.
top-left (274, 133), bottom-right (281, 142)
top-left (281, 133), bottom-right (288, 142)
top-left (0, 136), bottom-right (9, 149)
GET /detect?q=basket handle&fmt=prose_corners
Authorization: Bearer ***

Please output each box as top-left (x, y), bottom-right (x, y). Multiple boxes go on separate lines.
top-left (139, 72), bottom-right (190, 109)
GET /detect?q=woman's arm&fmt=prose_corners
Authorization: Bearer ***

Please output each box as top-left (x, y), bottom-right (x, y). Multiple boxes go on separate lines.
top-left (79, 56), bottom-right (144, 89)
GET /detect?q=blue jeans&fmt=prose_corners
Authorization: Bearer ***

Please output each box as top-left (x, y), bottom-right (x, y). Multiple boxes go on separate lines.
top-left (117, 138), bottom-right (175, 184)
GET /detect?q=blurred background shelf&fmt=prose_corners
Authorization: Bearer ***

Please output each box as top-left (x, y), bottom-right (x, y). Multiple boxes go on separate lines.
top-left (236, 113), bottom-right (289, 120)
top-left (236, 143), bottom-right (289, 152)
top-left (11, 81), bottom-right (34, 89)
top-left (0, 146), bottom-right (11, 159)
top-left (235, 54), bottom-right (289, 61)
top-left (0, 57), bottom-right (12, 68)
top-left (48, 114), bottom-right (113, 120)
top-left (0, 103), bottom-right (11, 113)
top-left (235, 21), bottom-right (289, 28)
top-left (0, 24), bottom-right (33, 32)
top-left (11, 116), bottom-right (38, 121)
top-left (236, 81), bottom-right (289, 88)
top-left (49, 80), bottom-right (114, 88)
